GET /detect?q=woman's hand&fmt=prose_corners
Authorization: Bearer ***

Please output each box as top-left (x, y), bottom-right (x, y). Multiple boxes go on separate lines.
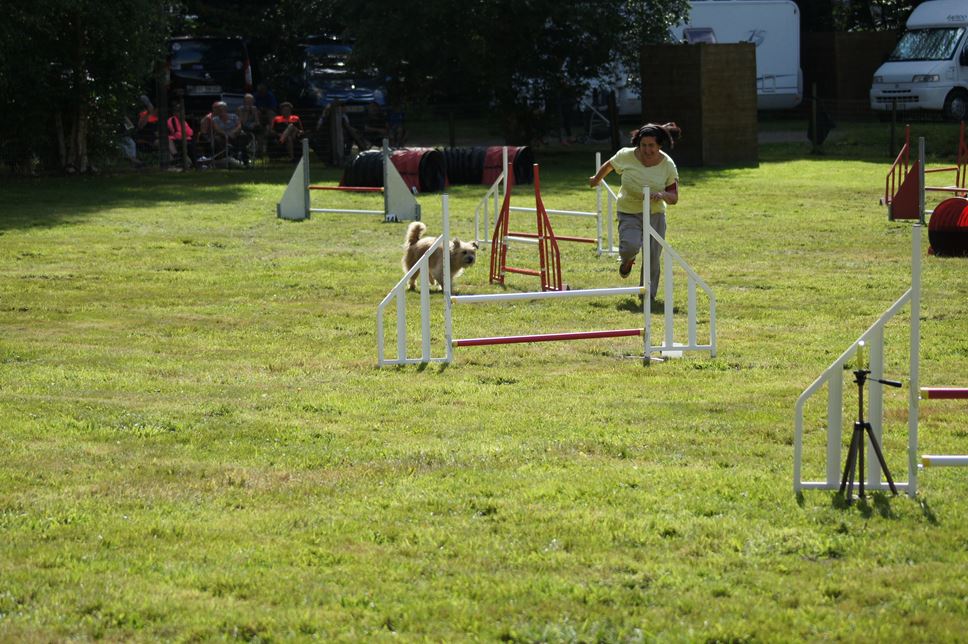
top-left (588, 175), bottom-right (599, 188)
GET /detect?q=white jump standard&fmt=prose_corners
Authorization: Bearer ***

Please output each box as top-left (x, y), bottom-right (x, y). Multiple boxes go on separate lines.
top-left (794, 137), bottom-right (968, 499)
top-left (377, 188), bottom-right (716, 366)
top-left (277, 138), bottom-right (420, 222)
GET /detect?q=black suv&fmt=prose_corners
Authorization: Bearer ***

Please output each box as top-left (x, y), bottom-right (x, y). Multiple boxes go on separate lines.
top-left (167, 37), bottom-right (252, 113)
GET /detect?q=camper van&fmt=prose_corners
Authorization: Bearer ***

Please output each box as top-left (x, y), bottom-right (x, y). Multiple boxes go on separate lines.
top-left (669, 0), bottom-right (803, 110)
top-left (870, 0), bottom-right (968, 121)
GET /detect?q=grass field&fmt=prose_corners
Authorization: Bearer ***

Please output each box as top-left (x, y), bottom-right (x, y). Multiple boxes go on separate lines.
top-left (1, 124), bottom-right (967, 641)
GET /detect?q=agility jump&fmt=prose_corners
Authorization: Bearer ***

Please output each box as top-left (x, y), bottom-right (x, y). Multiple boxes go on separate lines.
top-left (277, 138), bottom-right (420, 222)
top-left (475, 150), bottom-right (619, 257)
top-left (795, 138), bottom-right (968, 498)
top-left (377, 189), bottom-right (716, 367)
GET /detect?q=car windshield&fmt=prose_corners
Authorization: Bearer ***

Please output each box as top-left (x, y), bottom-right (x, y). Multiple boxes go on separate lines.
top-left (889, 28), bottom-right (965, 62)
top-left (170, 40), bottom-right (245, 70)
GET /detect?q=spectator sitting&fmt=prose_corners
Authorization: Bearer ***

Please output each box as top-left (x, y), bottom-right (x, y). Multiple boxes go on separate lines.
top-left (166, 102), bottom-right (196, 166)
top-left (271, 102), bottom-right (305, 161)
top-left (134, 95), bottom-right (159, 152)
top-left (212, 100), bottom-right (252, 167)
top-left (237, 93), bottom-right (264, 158)
top-left (119, 115), bottom-right (143, 168)
top-left (196, 101), bottom-right (219, 156)
top-left (254, 83), bottom-right (278, 125)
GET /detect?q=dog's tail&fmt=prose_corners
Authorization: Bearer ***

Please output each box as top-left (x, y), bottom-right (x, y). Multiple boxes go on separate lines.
top-left (404, 221), bottom-right (427, 248)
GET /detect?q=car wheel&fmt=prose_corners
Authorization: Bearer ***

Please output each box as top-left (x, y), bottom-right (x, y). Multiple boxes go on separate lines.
top-left (943, 89), bottom-right (968, 122)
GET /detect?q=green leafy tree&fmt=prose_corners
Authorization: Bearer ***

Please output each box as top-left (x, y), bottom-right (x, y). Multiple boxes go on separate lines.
top-left (0, 1), bottom-right (173, 173)
top-left (338, 0), bottom-right (690, 143)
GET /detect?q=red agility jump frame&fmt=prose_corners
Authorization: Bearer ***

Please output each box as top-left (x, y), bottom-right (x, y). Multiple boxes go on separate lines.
top-left (884, 123), bottom-right (968, 221)
top-left (489, 163), bottom-right (564, 292)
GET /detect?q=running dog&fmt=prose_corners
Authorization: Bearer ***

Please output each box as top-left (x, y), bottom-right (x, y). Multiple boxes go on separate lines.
top-left (402, 221), bottom-right (478, 291)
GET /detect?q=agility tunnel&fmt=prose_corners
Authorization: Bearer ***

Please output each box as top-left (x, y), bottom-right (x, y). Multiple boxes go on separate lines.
top-left (442, 146), bottom-right (534, 185)
top-left (342, 147), bottom-right (447, 193)
top-left (928, 197), bottom-right (968, 256)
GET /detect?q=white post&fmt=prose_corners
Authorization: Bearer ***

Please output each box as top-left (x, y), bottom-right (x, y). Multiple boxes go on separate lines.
top-left (826, 373), bottom-right (843, 486)
top-left (867, 326), bottom-right (885, 486)
top-left (594, 153), bottom-right (602, 253)
top-left (442, 195), bottom-right (455, 363)
top-left (642, 189), bottom-right (651, 359)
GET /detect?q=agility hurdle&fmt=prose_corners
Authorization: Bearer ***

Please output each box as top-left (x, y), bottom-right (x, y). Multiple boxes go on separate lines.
top-left (474, 150), bottom-right (619, 256)
top-left (882, 122), bottom-right (968, 221)
top-left (796, 138), bottom-right (968, 498)
top-left (277, 139), bottom-right (420, 222)
top-left (489, 163), bottom-right (564, 292)
top-left (377, 188), bottom-right (716, 366)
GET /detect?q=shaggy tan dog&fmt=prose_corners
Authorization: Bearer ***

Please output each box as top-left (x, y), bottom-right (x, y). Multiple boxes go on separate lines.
top-left (402, 221), bottom-right (478, 291)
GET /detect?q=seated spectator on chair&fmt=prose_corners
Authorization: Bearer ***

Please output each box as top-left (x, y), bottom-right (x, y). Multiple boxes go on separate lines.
top-left (213, 100), bottom-right (252, 166)
top-left (254, 83), bottom-right (278, 124)
top-left (196, 101), bottom-right (219, 157)
top-left (134, 95), bottom-right (159, 152)
top-left (167, 102), bottom-right (196, 165)
top-left (237, 93), bottom-right (264, 158)
top-left (271, 102), bottom-right (305, 161)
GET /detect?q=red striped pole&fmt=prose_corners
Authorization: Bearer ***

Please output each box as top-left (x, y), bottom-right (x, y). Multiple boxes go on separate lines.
top-left (921, 387), bottom-right (968, 399)
top-left (309, 185), bottom-right (384, 192)
top-left (453, 328), bottom-right (642, 347)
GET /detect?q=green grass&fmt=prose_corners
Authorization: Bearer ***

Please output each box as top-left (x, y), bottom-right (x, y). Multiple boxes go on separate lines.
top-left (1, 131), bottom-right (967, 641)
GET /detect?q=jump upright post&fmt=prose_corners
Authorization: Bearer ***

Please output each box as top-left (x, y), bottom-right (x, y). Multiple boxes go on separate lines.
top-left (277, 138), bottom-right (420, 222)
top-left (377, 189), bottom-right (717, 366)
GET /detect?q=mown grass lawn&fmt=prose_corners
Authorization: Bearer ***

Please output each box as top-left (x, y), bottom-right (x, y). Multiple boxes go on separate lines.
top-left (1, 128), bottom-right (967, 641)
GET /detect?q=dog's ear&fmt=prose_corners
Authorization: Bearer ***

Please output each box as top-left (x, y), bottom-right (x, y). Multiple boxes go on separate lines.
top-left (450, 237), bottom-right (460, 250)
top-left (472, 242), bottom-right (479, 249)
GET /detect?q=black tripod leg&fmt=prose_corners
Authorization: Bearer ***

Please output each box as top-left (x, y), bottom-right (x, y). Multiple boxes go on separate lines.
top-left (858, 427), bottom-right (865, 500)
top-left (865, 425), bottom-right (899, 495)
top-left (843, 429), bottom-right (861, 504)
top-left (840, 427), bottom-right (860, 493)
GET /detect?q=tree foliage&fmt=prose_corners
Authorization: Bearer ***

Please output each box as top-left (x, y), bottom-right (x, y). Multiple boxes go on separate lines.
top-left (0, 1), bottom-right (173, 173)
top-left (339, 0), bottom-right (689, 142)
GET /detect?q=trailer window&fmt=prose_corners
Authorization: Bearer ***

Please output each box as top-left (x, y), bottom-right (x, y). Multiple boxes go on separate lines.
top-left (889, 28), bottom-right (965, 62)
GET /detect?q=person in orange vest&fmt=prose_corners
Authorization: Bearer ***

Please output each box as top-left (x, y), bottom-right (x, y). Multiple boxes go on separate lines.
top-left (271, 102), bottom-right (304, 161)
top-left (134, 95), bottom-right (159, 151)
top-left (166, 101), bottom-right (196, 164)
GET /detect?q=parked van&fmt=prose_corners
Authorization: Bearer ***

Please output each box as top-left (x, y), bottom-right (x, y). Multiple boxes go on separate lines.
top-left (167, 37), bottom-right (253, 113)
top-left (870, 0), bottom-right (968, 121)
top-left (670, 0), bottom-right (803, 110)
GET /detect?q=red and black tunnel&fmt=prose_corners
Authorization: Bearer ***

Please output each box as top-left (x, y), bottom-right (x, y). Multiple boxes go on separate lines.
top-left (440, 146), bottom-right (534, 185)
top-left (341, 148), bottom-right (447, 193)
top-left (929, 197), bottom-right (968, 257)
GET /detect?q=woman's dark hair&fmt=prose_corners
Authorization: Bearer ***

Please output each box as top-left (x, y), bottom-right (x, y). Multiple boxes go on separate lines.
top-left (631, 122), bottom-right (682, 149)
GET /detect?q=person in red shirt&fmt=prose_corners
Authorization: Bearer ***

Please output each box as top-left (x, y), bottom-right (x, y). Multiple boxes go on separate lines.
top-left (134, 95), bottom-right (159, 151)
top-left (271, 102), bottom-right (304, 161)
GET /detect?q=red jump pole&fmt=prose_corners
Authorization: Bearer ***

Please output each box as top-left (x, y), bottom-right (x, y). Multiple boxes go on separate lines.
top-left (454, 328), bottom-right (642, 347)
top-left (309, 186), bottom-right (384, 192)
top-left (921, 387), bottom-right (968, 400)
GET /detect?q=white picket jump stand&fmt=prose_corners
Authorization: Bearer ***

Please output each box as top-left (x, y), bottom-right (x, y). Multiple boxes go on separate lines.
top-left (793, 228), bottom-right (921, 496)
top-left (376, 195), bottom-right (454, 366)
top-left (378, 189), bottom-right (716, 366)
top-left (277, 138), bottom-right (420, 222)
top-left (794, 137), bottom-right (968, 498)
top-left (474, 150), bottom-right (619, 256)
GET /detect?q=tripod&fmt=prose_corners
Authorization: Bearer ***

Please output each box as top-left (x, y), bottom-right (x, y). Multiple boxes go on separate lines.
top-left (839, 368), bottom-right (902, 504)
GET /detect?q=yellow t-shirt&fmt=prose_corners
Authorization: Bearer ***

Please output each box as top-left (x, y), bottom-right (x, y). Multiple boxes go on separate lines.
top-left (608, 147), bottom-right (678, 214)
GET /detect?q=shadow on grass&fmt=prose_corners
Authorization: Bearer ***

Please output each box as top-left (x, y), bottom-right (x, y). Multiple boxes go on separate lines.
top-left (830, 490), bottom-right (899, 518)
top-left (0, 162), bottom-right (345, 233)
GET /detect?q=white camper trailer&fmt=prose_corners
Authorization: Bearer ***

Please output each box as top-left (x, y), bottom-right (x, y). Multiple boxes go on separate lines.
top-left (670, 0), bottom-right (803, 110)
top-left (870, 0), bottom-right (968, 121)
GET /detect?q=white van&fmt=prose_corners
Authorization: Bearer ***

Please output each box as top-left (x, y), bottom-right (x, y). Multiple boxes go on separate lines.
top-left (870, 0), bottom-right (968, 121)
top-left (670, 0), bottom-right (803, 110)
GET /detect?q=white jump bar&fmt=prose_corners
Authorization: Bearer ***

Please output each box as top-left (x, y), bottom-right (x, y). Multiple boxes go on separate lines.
top-left (452, 286), bottom-right (646, 304)
top-left (508, 206), bottom-right (597, 218)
